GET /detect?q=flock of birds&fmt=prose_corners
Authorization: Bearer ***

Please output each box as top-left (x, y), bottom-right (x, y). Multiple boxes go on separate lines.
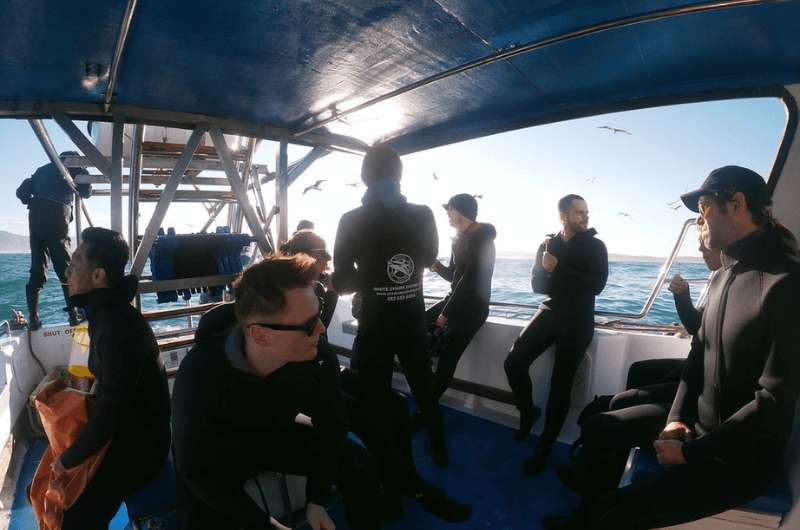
top-left (299, 125), bottom-right (684, 219)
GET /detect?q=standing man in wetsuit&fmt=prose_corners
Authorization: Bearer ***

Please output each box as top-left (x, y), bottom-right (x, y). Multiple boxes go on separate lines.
top-left (16, 151), bottom-right (91, 329)
top-left (333, 144), bottom-right (448, 467)
top-left (54, 228), bottom-right (171, 529)
top-left (545, 166), bottom-right (800, 530)
top-left (504, 194), bottom-right (608, 476)
top-left (427, 193), bottom-right (496, 401)
top-left (173, 255), bottom-right (382, 530)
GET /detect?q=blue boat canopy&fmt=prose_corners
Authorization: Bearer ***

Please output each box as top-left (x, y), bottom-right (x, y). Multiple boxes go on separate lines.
top-left (1, 0), bottom-right (799, 153)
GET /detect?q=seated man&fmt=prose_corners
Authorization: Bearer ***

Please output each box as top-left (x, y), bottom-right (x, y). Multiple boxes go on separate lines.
top-left (546, 166), bottom-right (800, 529)
top-left (172, 255), bottom-right (382, 530)
top-left (558, 237), bottom-right (721, 495)
top-left (54, 227), bottom-right (171, 530)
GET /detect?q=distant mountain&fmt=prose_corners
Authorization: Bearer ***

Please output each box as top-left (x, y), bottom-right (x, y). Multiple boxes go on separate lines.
top-left (0, 231), bottom-right (29, 253)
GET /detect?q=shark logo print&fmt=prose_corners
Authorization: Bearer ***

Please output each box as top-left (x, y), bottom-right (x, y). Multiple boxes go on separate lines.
top-left (387, 254), bottom-right (414, 284)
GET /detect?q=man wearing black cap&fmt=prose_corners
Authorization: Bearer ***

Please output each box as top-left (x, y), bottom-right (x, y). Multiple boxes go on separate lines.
top-left (16, 151), bottom-right (91, 329)
top-left (426, 193), bottom-right (496, 401)
top-left (545, 166), bottom-right (800, 530)
top-left (333, 144), bottom-right (449, 467)
top-left (504, 194), bottom-right (608, 476)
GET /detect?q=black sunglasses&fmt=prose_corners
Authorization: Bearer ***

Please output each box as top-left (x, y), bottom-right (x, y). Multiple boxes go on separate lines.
top-left (246, 297), bottom-right (324, 337)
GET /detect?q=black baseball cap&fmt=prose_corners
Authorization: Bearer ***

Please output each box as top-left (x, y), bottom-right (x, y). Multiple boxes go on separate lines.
top-left (680, 166), bottom-right (770, 213)
top-left (443, 193), bottom-right (478, 221)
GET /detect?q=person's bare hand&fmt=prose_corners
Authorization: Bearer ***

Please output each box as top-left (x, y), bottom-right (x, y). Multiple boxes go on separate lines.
top-left (436, 314), bottom-right (448, 329)
top-left (541, 252), bottom-right (558, 272)
top-left (51, 457), bottom-right (66, 475)
top-left (668, 274), bottom-right (689, 294)
top-left (307, 503), bottom-right (335, 530)
top-left (653, 439), bottom-right (687, 467)
top-left (270, 516), bottom-right (291, 530)
top-left (659, 421), bottom-right (693, 441)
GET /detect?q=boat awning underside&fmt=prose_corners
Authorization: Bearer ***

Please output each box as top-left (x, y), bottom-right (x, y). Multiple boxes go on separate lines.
top-left (1, 0), bottom-right (799, 153)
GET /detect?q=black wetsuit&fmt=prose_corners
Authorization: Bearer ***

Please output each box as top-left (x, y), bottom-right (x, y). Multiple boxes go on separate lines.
top-left (580, 225), bottom-right (800, 529)
top-left (427, 223), bottom-right (496, 399)
top-left (172, 304), bottom-right (381, 530)
top-left (504, 228), bottom-right (608, 447)
top-left (60, 276), bottom-right (170, 530)
top-left (333, 191), bottom-right (445, 452)
top-left (16, 161), bottom-right (91, 316)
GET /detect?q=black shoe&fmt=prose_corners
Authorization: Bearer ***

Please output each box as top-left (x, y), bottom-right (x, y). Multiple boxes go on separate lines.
top-left (28, 318), bottom-right (42, 331)
top-left (522, 443), bottom-right (551, 477)
top-left (416, 484), bottom-right (472, 523)
top-left (430, 434), bottom-right (449, 468)
top-left (513, 405), bottom-right (541, 441)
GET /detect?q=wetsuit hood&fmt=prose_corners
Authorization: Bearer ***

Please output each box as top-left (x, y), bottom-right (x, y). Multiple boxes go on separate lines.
top-left (70, 274), bottom-right (139, 314)
top-left (468, 222), bottom-right (497, 241)
top-left (721, 223), bottom-right (800, 271)
top-left (361, 178), bottom-right (407, 209)
top-left (194, 302), bottom-right (237, 342)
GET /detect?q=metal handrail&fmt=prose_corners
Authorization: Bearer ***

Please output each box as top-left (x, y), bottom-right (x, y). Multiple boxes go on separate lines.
top-left (425, 218), bottom-right (707, 321)
top-left (0, 320), bottom-right (10, 337)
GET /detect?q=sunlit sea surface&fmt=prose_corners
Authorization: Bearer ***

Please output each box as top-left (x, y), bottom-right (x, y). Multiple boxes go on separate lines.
top-left (0, 254), bottom-right (708, 328)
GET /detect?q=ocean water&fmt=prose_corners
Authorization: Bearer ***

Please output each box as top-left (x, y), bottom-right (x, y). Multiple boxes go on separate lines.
top-left (0, 253), bottom-right (709, 328)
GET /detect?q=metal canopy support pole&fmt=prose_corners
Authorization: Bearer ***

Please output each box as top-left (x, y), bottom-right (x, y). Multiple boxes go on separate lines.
top-left (275, 139), bottom-right (289, 245)
top-left (104, 0), bottom-right (139, 112)
top-left (233, 138), bottom-right (257, 234)
top-left (110, 115), bottom-right (124, 233)
top-left (287, 145), bottom-right (330, 186)
top-left (210, 126), bottom-right (273, 255)
top-left (28, 119), bottom-right (79, 193)
top-left (52, 113), bottom-right (113, 177)
top-left (75, 194), bottom-right (83, 246)
top-left (129, 124), bottom-right (144, 260)
top-left (131, 124), bottom-right (207, 276)
top-left (200, 202), bottom-right (228, 233)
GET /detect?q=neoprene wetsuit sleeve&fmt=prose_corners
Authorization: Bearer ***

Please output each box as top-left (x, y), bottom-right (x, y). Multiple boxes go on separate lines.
top-left (437, 254), bottom-right (455, 282)
top-left (673, 289), bottom-right (702, 335)
top-left (531, 243), bottom-right (550, 294)
top-left (681, 274), bottom-right (800, 463)
top-left (552, 239), bottom-right (609, 295)
top-left (667, 335), bottom-right (704, 428)
top-left (60, 330), bottom-right (141, 468)
top-left (442, 234), bottom-right (495, 318)
top-left (332, 213), bottom-right (358, 294)
top-left (16, 178), bottom-right (32, 205)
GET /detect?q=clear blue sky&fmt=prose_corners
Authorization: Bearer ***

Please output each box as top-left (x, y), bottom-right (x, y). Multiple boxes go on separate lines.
top-left (0, 97), bottom-right (786, 258)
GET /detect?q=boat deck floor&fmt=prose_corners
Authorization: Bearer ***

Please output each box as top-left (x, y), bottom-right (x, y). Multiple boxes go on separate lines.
top-left (9, 403), bottom-right (581, 529)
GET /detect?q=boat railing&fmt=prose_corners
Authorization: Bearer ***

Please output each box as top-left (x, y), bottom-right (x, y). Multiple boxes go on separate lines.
top-left (0, 320), bottom-right (10, 337)
top-left (426, 217), bottom-right (708, 322)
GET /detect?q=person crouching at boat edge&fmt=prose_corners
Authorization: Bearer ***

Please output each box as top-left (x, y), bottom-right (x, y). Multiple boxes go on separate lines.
top-left (52, 227), bottom-right (171, 530)
top-left (332, 143), bottom-right (449, 467)
top-left (504, 194), bottom-right (608, 476)
top-left (172, 254), bottom-right (383, 530)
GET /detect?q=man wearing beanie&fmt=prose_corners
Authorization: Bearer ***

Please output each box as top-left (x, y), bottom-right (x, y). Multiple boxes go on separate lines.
top-left (333, 144), bottom-right (449, 467)
top-left (426, 193), bottom-right (496, 402)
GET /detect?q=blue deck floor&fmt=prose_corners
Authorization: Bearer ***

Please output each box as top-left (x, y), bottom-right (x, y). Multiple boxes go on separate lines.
top-left (11, 404), bottom-right (581, 529)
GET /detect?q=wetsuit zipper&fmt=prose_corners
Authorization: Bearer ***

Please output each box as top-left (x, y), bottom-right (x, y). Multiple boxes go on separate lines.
top-left (714, 271), bottom-right (736, 427)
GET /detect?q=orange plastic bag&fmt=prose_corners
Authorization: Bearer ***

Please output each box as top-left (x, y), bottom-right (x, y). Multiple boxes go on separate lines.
top-left (29, 368), bottom-right (110, 530)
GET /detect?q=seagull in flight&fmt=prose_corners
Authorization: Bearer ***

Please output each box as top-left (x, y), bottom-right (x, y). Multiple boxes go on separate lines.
top-left (669, 203), bottom-right (683, 210)
top-left (586, 176), bottom-right (597, 183)
top-left (345, 182), bottom-right (361, 188)
top-left (303, 179), bottom-right (326, 195)
top-left (617, 211), bottom-right (633, 219)
top-left (598, 125), bottom-right (632, 135)
top-left (473, 194), bottom-right (483, 199)
top-left (432, 172), bottom-right (440, 181)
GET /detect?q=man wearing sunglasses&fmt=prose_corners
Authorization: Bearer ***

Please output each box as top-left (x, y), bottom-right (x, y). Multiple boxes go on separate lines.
top-left (172, 255), bottom-right (382, 530)
top-left (546, 166), bottom-right (800, 529)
